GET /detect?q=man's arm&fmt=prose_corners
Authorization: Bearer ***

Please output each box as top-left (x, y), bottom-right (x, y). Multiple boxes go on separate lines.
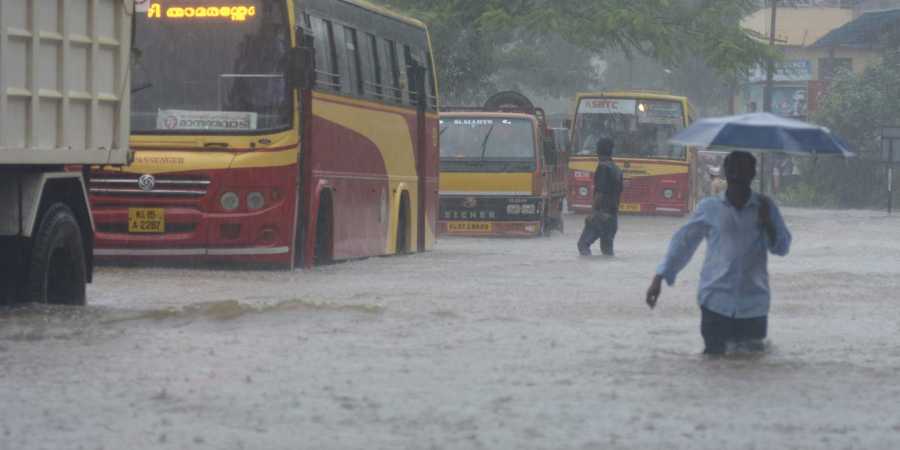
top-left (758, 196), bottom-right (792, 256)
top-left (646, 202), bottom-right (710, 308)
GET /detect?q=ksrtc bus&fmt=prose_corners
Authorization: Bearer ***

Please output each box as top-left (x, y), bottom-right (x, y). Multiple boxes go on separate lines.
top-left (90, 0), bottom-right (439, 268)
top-left (567, 92), bottom-right (695, 215)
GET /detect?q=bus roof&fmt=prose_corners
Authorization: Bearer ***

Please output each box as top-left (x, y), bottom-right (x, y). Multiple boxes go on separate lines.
top-left (336, 0), bottom-right (427, 29)
top-left (575, 91), bottom-right (690, 104)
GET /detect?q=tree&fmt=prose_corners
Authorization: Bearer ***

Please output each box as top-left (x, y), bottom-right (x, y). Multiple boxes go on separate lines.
top-left (379, 0), bottom-right (771, 103)
top-left (796, 59), bottom-right (900, 208)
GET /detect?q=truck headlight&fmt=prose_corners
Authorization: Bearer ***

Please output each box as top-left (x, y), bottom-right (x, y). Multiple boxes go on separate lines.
top-left (520, 204), bottom-right (536, 215)
top-left (220, 192), bottom-right (240, 211)
top-left (507, 204), bottom-right (521, 215)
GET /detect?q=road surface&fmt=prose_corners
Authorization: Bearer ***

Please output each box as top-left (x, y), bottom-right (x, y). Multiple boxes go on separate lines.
top-left (2, 208), bottom-right (899, 450)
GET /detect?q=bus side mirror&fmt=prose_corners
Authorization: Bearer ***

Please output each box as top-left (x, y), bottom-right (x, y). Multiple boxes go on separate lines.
top-left (288, 46), bottom-right (315, 90)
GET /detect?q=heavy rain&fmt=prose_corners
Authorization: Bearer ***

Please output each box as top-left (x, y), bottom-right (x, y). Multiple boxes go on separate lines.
top-left (3, 0), bottom-right (900, 449)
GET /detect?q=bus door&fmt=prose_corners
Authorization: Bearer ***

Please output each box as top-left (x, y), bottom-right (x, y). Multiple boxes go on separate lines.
top-left (411, 60), bottom-right (428, 251)
top-left (294, 32), bottom-right (317, 268)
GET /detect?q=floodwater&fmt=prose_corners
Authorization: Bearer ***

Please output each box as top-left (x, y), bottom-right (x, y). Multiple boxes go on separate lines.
top-left (2, 208), bottom-right (900, 450)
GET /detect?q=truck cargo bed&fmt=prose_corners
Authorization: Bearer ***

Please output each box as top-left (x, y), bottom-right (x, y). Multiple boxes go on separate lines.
top-left (0, 0), bottom-right (131, 166)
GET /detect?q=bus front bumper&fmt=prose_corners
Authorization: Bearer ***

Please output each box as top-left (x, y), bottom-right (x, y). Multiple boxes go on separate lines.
top-left (91, 205), bottom-right (294, 264)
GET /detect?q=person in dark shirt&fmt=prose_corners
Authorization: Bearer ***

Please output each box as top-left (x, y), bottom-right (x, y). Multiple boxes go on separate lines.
top-left (577, 138), bottom-right (624, 256)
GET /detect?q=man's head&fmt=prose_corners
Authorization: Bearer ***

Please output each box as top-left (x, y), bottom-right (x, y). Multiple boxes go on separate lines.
top-left (723, 151), bottom-right (757, 186)
top-left (596, 137), bottom-right (615, 159)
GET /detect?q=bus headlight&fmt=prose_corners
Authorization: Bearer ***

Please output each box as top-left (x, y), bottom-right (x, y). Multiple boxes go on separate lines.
top-left (220, 192), bottom-right (240, 211)
top-left (520, 204), bottom-right (536, 215)
top-left (247, 192), bottom-right (266, 210)
top-left (663, 188), bottom-right (675, 199)
top-left (578, 187), bottom-right (589, 197)
top-left (507, 204), bottom-right (522, 215)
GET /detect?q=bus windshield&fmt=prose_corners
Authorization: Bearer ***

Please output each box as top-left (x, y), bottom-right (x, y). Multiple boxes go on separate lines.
top-left (573, 98), bottom-right (686, 160)
top-left (440, 117), bottom-right (535, 161)
top-left (131, 0), bottom-right (292, 135)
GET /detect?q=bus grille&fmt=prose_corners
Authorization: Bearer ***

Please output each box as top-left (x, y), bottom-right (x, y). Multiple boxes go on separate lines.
top-left (90, 174), bottom-right (210, 198)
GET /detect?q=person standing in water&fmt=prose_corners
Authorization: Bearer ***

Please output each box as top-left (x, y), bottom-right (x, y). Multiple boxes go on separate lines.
top-left (577, 138), bottom-right (623, 256)
top-left (645, 151), bottom-right (792, 355)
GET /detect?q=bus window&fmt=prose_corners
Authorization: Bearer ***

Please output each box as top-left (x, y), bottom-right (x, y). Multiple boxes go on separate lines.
top-left (310, 17), bottom-right (337, 91)
top-left (385, 39), bottom-right (402, 103)
top-left (343, 26), bottom-right (364, 96)
top-left (130, 0), bottom-right (292, 133)
top-left (324, 19), bottom-right (341, 91)
top-left (573, 98), bottom-right (686, 159)
top-left (365, 33), bottom-right (383, 99)
top-left (404, 45), bottom-right (418, 106)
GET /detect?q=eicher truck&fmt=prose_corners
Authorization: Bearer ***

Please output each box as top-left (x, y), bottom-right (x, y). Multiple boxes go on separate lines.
top-left (0, 0), bottom-right (131, 304)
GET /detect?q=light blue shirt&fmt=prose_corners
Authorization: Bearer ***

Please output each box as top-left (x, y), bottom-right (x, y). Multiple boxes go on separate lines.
top-left (656, 192), bottom-right (792, 318)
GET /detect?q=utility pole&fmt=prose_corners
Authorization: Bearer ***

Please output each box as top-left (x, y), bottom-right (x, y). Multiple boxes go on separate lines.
top-left (763, 0), bottom-right (778, 114)
top-left (761, 0), bottom-right (779, 195)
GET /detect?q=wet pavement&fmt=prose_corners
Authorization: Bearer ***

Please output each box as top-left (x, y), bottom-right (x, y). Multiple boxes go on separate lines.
top-left (2, 208), bottom-right (900, 450)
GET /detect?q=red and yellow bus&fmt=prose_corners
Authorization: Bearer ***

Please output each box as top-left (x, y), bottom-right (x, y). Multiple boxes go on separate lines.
top-left (89, 0), bottom-right (439, 268)
top-left (567, 92), bottom-right (696, 216)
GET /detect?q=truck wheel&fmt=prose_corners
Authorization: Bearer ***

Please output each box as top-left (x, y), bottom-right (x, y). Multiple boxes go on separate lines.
top-left (26, 203), bottom-right (87, 305)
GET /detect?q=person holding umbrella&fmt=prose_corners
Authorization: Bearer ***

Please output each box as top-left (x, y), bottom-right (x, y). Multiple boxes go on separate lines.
top-left (643, 112), bottom-right (851, 354)
top-left (646, 150), bottom-right (792, 354)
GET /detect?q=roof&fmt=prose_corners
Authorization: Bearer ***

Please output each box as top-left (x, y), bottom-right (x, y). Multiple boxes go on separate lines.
top-left (575, 91), bottom-right (689, 103)
top-left (813, 8), bottom-right (900, 48)
top-left (338, 0), bottom-right (427, 29)
top-left (741, 7), bottom-right (854, 46)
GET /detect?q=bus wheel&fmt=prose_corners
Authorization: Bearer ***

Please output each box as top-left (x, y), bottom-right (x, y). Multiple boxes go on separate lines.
top-left (26, 203), bottom-right (87, 305)
top-left (396, 194), bottom-right (409, 254)
top-left (314, 192), bottom-right (334, 265)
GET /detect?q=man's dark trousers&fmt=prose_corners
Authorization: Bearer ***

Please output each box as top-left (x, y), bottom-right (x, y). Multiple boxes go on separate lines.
top-left (700, 307), bottom-right (768, 354)
top-left (577, 211), bottom-right (618, 255)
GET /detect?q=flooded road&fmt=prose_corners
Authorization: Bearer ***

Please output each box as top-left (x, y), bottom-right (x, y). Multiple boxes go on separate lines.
top-left (2, 208), bottom-right (900, 450)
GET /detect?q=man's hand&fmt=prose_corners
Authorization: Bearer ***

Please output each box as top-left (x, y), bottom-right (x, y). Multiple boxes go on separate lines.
top-left (646, 275), bottom-right (663, 309)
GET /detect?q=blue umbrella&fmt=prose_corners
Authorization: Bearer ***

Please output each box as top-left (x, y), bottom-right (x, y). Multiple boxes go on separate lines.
top-left (669, 112), bottom-right (853, 157)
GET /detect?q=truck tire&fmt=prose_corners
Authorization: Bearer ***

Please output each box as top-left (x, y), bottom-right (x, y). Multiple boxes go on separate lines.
top-left (26, 203), bottom-right (87, 305)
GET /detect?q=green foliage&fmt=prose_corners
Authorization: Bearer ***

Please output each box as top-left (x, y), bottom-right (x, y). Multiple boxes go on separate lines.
top-left (776, 181), bottom-right (839, 209)
top-left (377, 0), bottom-right (771, 102)
top-left (804, 58), bottom-right (900, 208)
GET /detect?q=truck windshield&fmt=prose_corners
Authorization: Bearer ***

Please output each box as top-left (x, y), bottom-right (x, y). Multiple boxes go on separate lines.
top-left (440, 118), bottom-right (535, 161)
top-left (131, 0), bottom-right (291, 135)
top-left (573, 98), bottom-right (686, 160)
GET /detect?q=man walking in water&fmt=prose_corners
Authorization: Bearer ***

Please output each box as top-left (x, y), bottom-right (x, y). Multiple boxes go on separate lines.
top-left (578, 138), bottom-right (624, 256)
top-left (645, 151), bottom-right (792, 354)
